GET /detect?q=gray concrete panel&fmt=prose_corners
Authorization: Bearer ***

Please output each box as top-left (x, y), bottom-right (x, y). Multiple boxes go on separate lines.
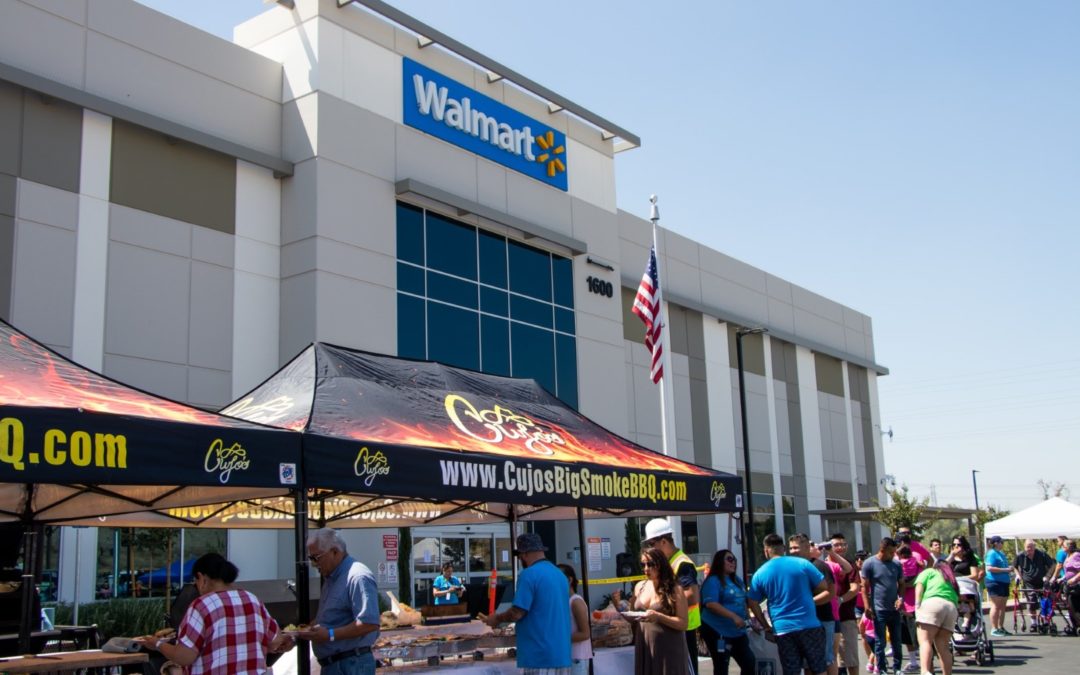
top-left (316, 239), bottom-right (395, 289)
top-left (315, 159), bottom-right (395, 254)
top-left (188, 261), bottom-right (233, 371)
top-left (191, 226), bottom-right (235, 268)
top-left (765, 273), bottom-right (793, 301)
top-left (701, 271), bottom-right (768, 326)
top-left (665, 257), bottom-right (703, 306)
top-left (475, 158), bottom-right (508, 214)
top-left (89, 0), bottom-right (281, 101)
top-left (283, 95), bottom-right (317, 163)
top-left (16, 179), bottom-right (78, 231)
top-left (570, 198), bottom-right (618, 261)
top-left (86, 33), bottom-right (281, 158)
top-left (0, 0), bottom-right (86, 89)
top-left (0, 173), bottom-right (14, 218)
top-left (791, 284), bottom-right (845, 324)
top-left (845, 327), bottom-right (868, 361)
top-left (280, 237), bottom-right (317, 280)
top-left (315, 271), bottom-right (394, 354)
top-left (505, 171), bottom-right (572, 237)
top-left (699, 246), bottom-right (768, 294)
top-left (109, 204), bottom-right (191, 258)
top-left (0, 82), bottom-right (21, 177)
top-left (395, 126), bottom-right (477, 200)
top-left (662, 230), bottom-right (699, 267)
top-left (187, 366), bottom-right (231, 408)
top-left (766, 297), bottom-right (796, 335)
top-left (0, 214), bottom-right (14, 319)
top-left (318, 94), bottom-right (395, 181)
top-left (792, 307), bottom-right (845, 348)
top-left (279, 270), bottom-right (317, 359)
top-left (281, 159), bottom-right (318, 245)
top-left (21, 0), bottom-right (86, 24)
top-left (11, 219), bottom-right (75, 347)
top-left (21, 92), bottom-right (81, 193)
top-left (110, 120), bottom-right (236, 234)
top-left (103, 352), bottom-right (187, 402)
top-left (105, 241), bottom-right (189, 364)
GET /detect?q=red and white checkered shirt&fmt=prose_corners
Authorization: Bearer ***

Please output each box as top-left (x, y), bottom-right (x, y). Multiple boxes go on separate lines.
top-left (177, 589), bottom-right (279, 674)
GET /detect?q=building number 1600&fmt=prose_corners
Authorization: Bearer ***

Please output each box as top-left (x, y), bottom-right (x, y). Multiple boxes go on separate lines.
top-left (585, 276), bottom-right (614, 298)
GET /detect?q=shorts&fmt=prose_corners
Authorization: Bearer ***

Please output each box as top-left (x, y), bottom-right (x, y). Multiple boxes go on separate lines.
top-left (986, 580), bottom-right (1010, 598)
top-left (837, 620), bottom-right (861, 668)
top-left (822, 623), bottom-right (835, 665)
top-left (777, 625), bottom-right (827, 675)
top-left (915, 597), bottom-right (959, 629)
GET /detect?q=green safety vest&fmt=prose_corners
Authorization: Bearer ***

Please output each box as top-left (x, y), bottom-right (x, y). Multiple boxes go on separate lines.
top-left (669, 548), bottom-right (701, 631)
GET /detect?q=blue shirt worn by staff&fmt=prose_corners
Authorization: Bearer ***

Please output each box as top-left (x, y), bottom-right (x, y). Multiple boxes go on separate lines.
top-left (701, 574), bottom-right (749, 638)
top-left (748, 555), bottom-right (824, 636)
top-left (313, 555), bottom-right (381, 660)
top-left (985, 548), bottom-right (1011, 584)
top-left (433, 574), bottom-right (463, 605)
top-left (513, 559), bottom-right (572, 669)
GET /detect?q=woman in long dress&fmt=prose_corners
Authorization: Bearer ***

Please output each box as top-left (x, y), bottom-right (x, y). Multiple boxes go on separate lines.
top-left (632, 546), bottom-right (691, 675)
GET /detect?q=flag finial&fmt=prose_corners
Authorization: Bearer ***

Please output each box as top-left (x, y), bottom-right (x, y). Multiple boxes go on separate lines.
top-left (649, 195), bottom-right (659, 223)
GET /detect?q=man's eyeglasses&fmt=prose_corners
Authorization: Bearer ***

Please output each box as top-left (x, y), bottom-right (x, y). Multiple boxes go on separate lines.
top-left (309, 551), bottom-right (328, 563)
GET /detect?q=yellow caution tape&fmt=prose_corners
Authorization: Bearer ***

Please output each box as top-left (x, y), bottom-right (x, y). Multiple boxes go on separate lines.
top-left (587, 564), bottom-right (708, 586)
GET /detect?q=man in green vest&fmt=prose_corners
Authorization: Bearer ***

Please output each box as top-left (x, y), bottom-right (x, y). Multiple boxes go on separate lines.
top-left (645, 518), bottom-right (701, 675)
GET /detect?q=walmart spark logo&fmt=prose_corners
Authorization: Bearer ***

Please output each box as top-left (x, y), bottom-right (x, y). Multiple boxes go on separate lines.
top-left (404, 58), bottom-right (569, 191)
top-left (535, 131), bottom-right (566, 178)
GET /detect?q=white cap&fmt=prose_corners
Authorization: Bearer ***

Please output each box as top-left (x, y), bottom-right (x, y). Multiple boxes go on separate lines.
top-left (644, 518), bottom-right (673, 543)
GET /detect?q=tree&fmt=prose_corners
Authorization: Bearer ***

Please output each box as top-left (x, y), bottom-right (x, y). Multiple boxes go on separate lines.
top-left (972, 504), bottom-right (1010, 548)
top-left (1037, 479), bottom-right (1070, 501)
top-left (624, 517), bottom-right (642, 574)
top-left (873, 485), bottom-right (933, 536)
top-left (397, 527), bottom-right (412, 605)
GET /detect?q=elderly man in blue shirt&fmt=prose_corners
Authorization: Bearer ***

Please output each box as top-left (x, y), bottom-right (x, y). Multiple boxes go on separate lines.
top-left (299, 528), bottom-right (381, 675)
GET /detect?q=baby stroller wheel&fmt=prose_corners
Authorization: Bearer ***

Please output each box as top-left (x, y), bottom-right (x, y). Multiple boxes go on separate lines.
top-left (1049, 623), bottom-right (1059, 635)
top-left (1039, 623), bottom-right (1050, 635)
top-left (975, 647), bottom-right (986, 667)
top-left (987, 641), bottom-right (995, 664)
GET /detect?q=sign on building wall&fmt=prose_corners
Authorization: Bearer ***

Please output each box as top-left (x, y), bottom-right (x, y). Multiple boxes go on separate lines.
top-left (403, 57), bottom-right (569, 191)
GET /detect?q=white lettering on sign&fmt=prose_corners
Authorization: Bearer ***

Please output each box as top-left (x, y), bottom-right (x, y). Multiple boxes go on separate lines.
top-left (413, 74), bottom-right (536, 161)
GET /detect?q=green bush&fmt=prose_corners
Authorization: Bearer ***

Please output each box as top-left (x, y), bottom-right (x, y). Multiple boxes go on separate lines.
top-left (48, 598), bottom-right (168, 640)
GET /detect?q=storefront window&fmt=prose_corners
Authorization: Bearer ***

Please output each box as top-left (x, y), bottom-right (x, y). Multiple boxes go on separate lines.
top-left (396, 203), bottom-right (577, 407)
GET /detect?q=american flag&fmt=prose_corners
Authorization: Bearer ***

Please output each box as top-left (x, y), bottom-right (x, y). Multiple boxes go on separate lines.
top-left (632, 245), bottom-right (664, 383)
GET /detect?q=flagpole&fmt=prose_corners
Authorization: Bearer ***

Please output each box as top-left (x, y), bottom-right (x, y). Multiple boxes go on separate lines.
top-left (650, 196), bottom-right (681, 543)
top-left (649, 196), bottom-right (678, 459)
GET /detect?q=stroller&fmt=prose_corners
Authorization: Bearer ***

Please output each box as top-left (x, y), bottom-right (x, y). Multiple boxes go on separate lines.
top-left (1014, 582), bottom-right (1057, 634)
top-left (951, 580), bottom-right (995, 665)
top-left (1050, 580), bottom-right (1077, 636)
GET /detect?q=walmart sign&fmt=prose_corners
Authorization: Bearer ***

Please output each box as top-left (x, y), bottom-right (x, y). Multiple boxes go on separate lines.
top-left (403, 58), bottom-right (568, 191)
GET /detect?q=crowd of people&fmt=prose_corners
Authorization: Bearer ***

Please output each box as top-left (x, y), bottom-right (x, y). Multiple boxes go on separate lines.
top-left (127, 523), bottom-right (1080, 675)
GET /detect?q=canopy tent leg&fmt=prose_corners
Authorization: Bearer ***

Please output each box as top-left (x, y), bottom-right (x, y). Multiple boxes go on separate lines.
top-left (576, 507), bottom-right (595, 675)
top-left (294, 487), bottom-right (311, 675)
top-left (18, 527), bottom-right (37, 654)
top-left (508, 506), bottom-right (518, 591)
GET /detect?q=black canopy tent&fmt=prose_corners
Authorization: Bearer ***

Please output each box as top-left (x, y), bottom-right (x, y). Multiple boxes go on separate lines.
top-left (0, 319), bottom-right (302, 651)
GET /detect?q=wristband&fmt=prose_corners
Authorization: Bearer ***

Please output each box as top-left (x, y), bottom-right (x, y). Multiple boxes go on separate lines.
top-left (329, 627), bottom-right (335, 642)
top-left (155, 638), bottom-right (165, 650)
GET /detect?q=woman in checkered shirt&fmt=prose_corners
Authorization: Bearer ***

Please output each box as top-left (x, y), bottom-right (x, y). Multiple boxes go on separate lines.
top-left (140, 553), bottom-right (294, 674)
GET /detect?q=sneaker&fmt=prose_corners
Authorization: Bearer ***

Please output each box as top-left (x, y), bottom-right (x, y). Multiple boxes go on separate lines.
top-left (866, 664), bottom-right (875, 673)
top-left (904, 664), bottom-right (921, 673)
top-left (990, 628), bottom-right (1007, 637)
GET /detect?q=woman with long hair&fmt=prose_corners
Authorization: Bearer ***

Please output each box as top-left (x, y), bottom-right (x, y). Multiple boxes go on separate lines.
top-left (947, 535), bottom-right (982, 629)
top-left (914, 560), bottom-right (960, 675)
top-left (557, 563), bottom-right (593, 675)
top-left (631, 546), bottom-right (691, 674)
top-left (699, 549), bottom-right (756, 675)
top-left (138, 553), bottom-right (291, 674)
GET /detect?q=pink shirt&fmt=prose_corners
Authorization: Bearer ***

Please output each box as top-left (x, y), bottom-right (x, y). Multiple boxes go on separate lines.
top-left (860, 613), bottom-right (876, 639)
top-left (900, 557), bottom-right (920, 612)
top-left (828, 560), bottom-right (844, 621)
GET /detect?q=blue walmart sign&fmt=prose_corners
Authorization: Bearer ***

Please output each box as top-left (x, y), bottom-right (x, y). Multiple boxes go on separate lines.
top-left (403, 58), bottom-right (568, 191)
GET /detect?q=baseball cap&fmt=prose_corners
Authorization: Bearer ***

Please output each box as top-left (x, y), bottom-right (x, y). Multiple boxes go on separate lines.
top-left (989, 535), bottom-right (1003, 544)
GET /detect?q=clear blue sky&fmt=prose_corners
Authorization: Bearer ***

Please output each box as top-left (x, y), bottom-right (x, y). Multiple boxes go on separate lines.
top-left (139, 1), bottom-right (1080, 513)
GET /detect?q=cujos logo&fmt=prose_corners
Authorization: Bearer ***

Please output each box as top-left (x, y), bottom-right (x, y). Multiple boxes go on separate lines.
top-left (354, 446), bottom-right (391, 487)
top-left (709, 480), bottom-right (727, 507)
top-left (404, 58), bottom-right (569, 191)
top-left (204, 439), bottom-right (251, 484)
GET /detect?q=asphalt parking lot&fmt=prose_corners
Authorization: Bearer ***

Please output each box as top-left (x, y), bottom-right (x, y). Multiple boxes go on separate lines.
top-left (693, 629), bottom-right (1078, 674)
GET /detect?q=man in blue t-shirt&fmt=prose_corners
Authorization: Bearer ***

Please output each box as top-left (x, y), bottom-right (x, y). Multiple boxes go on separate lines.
top-left (482, 533), bottom-right (571, 671)
top-left (860, 537), bottom-right (905, 675)
top-left (748, 533), bottom-right (830, 675)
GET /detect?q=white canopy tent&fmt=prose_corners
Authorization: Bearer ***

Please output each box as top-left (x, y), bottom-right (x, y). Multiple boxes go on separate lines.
top-left (984, 497), bottom-right (1080, 540)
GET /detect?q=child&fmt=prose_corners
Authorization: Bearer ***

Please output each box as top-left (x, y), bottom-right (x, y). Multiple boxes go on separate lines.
top-left (859, 612), bottom-right (878, 673)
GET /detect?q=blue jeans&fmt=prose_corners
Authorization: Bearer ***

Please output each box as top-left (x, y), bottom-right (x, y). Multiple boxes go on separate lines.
top-left (871, 609), bottom-right (903, 672)
top-left (321, 651), bottom-right (376, 675)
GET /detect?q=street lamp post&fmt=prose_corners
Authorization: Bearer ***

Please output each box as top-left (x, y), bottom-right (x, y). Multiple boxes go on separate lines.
top-left (972, 469), bottom-right (982, 547)
top-left (736, 327), bottom-right (767, 573)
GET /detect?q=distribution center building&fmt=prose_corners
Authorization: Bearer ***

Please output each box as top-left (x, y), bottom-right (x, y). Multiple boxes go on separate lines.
top-left (0, 0), bottom-right (889, 604)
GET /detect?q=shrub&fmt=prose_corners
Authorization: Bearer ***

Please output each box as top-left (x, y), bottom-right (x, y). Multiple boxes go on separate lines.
top-left (48, 598), bottom-right (168, 640)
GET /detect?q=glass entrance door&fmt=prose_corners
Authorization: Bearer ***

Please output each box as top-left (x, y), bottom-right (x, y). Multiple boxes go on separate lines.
top-left (413, 533), bottom-right (497, 606)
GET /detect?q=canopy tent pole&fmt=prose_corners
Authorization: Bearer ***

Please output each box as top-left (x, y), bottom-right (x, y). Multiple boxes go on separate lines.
top-left (294, 451), bottom-right (311, 675)
top-left (508, 506), bottom-right (518, 591)
top-left (576, 507), bottom-right (590, 609)
top-left (18, 484), bottom-right (37, 655)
